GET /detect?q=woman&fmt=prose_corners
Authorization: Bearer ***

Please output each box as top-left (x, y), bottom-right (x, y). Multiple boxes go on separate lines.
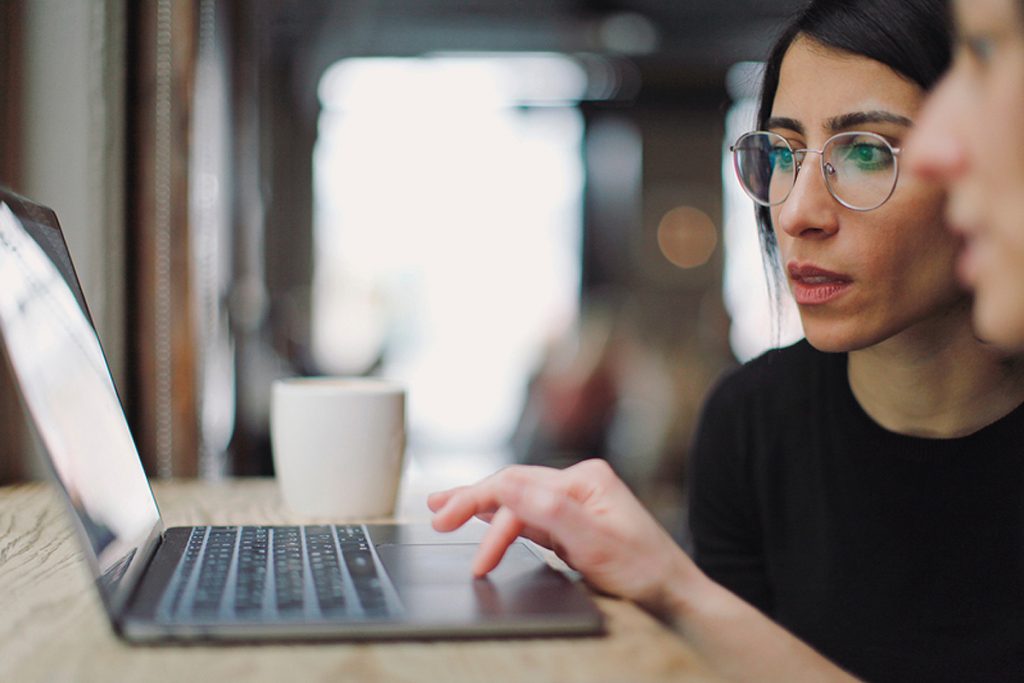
top-left (430, 1), bottom-right (1024, 680)
top-left (689, 1), bottom-right (1024, 681)
top-left (908, 0), bottom-right (1024, 350)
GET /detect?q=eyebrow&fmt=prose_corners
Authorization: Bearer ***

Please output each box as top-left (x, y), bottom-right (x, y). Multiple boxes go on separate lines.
top-left (765, 110), bottom-right (914, 137)
top-left (765, 116), bottom-right (803, 135)
top-left (826, 110), bottom-right (914, 132)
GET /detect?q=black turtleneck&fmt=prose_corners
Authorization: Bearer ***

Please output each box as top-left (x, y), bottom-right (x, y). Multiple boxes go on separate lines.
top-left (689, 339), bottom-right (1024, 682)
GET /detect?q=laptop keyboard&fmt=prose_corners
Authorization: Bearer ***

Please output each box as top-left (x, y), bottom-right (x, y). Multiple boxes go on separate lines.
top-left (160, 525), bottom-right (398, 622)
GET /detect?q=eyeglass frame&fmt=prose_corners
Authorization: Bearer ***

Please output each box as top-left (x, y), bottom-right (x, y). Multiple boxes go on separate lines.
top-left (729, 130), bottom-right (903, 212)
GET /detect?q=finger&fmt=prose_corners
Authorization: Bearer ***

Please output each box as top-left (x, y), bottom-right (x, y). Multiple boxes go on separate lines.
top-left (427, 487), bottom-right (463, 512)
top-left (431, 488), bottom-right (500, 532)
top-left (430, 466), bottom-right (558, 532)
top-left (472, 506), bottom-right (524, 577)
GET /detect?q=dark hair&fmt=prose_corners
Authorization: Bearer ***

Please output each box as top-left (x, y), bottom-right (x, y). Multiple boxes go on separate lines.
top-left (753, 0), bottom-right (952, 331)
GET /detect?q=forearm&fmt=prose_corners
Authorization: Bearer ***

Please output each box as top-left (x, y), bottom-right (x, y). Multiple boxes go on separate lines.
top-left (654, 557), bottom-right (862, 683)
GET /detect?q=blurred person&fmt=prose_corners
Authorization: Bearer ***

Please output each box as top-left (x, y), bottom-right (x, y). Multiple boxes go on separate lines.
top-left (510, 298), bottom-right (623, 469)
top-left (428, 0), bottom-right (1024, 681)
top-left (908, 0), bottom-right (1024, 349)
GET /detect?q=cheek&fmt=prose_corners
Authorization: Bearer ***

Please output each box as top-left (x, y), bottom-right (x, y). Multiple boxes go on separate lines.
top-left (860, 242), bottom-right (953, 295)
top-left (770, 210), bottom-right (790, 257)
top-left (983, 62), bottom-right (1024, 187)
top-left (913, 230), bottom-right (960, 284)
top-left (871, 211), bottom-right (961, 298)
top-left (769, 207), bottom-right (783, 236)
top-left (883, 191), bottom-right (954, 253)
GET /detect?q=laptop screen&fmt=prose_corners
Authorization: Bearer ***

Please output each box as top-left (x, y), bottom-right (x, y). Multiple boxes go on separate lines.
top-left (0, 196), bottom-right (161, 613)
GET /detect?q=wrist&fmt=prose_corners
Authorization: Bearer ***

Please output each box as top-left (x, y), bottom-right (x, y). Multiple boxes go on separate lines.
top-left (640, 547), bottom-right (711, 629)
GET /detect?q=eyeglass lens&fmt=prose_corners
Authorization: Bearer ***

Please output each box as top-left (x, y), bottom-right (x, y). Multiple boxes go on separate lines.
top-left (732, 131), bottom-right (898, 211)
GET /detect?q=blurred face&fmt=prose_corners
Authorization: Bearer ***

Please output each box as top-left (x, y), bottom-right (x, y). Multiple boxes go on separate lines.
top-left (769, 37), bottom-right (962, 352)
top-left (907, 0), bottom-right (1024, 349)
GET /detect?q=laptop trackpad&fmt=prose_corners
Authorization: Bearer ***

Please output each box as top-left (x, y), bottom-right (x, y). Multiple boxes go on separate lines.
top-left (376, 543), bottom-right (578, 621)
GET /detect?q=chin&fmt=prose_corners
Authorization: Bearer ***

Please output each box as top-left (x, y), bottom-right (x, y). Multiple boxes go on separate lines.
top-left (801, 327), bottom-right (876, 354)
top-left (799, 313), bottom-right (886, 354)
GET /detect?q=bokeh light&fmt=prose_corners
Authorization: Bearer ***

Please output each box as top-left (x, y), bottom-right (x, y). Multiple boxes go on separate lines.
top-left (656, 206), bottom-right (718, 269)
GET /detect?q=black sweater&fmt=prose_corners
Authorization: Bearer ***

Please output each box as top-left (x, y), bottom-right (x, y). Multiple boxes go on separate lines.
top-left (689, 340), bottom-right (1024, 682)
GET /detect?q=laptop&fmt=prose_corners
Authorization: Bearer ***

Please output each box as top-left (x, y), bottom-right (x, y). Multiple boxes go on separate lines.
top-left (0, 188), bottom-right (603, 642)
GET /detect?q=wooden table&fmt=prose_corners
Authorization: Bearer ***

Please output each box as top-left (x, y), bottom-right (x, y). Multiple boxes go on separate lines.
top-left (0, 479), bottom-right (718, 683)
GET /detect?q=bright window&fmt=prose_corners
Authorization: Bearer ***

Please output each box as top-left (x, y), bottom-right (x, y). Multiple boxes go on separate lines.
top-left (313, 55), bottom-right (585, 455)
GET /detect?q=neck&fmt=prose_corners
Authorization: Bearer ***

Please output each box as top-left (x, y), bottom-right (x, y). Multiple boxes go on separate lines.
top-left (847, 306), bottom-right (1024, 438)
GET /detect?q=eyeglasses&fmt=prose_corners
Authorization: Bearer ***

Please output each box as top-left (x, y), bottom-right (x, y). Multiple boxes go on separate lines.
top-left (730, 130), bottom-right (902, 212)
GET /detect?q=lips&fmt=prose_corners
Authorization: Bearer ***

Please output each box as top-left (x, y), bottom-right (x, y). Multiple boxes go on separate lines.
top-left (787, 262), bottom-right (852, 305)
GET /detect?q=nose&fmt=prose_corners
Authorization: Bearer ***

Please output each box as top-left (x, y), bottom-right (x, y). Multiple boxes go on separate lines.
top-left (905, 72), bottom-right (968, 183)
top-left (774, 152), bottom-right (840, 240)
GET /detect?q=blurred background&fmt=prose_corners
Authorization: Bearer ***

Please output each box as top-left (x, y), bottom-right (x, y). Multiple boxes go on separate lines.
top-left (0, 0), bottom-right (804, 539)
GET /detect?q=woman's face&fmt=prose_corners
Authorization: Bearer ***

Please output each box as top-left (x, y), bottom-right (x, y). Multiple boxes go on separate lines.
top-left (907, 0), bottom-right (1024, 350)
top-left (769, 37), bottom-right (962, 353)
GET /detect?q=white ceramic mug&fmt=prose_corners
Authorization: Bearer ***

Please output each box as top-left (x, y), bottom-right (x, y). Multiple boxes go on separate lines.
top-left (270, 377), bottom-right (406, 518)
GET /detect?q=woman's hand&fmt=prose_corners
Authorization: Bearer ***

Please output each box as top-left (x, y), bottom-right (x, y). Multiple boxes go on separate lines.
top-left (430, 459), bottom-right (861, 682)
top-left (427, 459), bottom-right (698, 612)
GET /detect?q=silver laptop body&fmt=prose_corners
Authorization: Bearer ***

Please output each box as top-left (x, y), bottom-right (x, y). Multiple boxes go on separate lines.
top-left (0, 188), bottom-right (603, 642)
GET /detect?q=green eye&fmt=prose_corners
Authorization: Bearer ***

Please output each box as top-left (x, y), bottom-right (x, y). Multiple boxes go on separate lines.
top-left (837, 142), bottom-right (892, 172)
top-left (769, 147), bottom-right (794, 172)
